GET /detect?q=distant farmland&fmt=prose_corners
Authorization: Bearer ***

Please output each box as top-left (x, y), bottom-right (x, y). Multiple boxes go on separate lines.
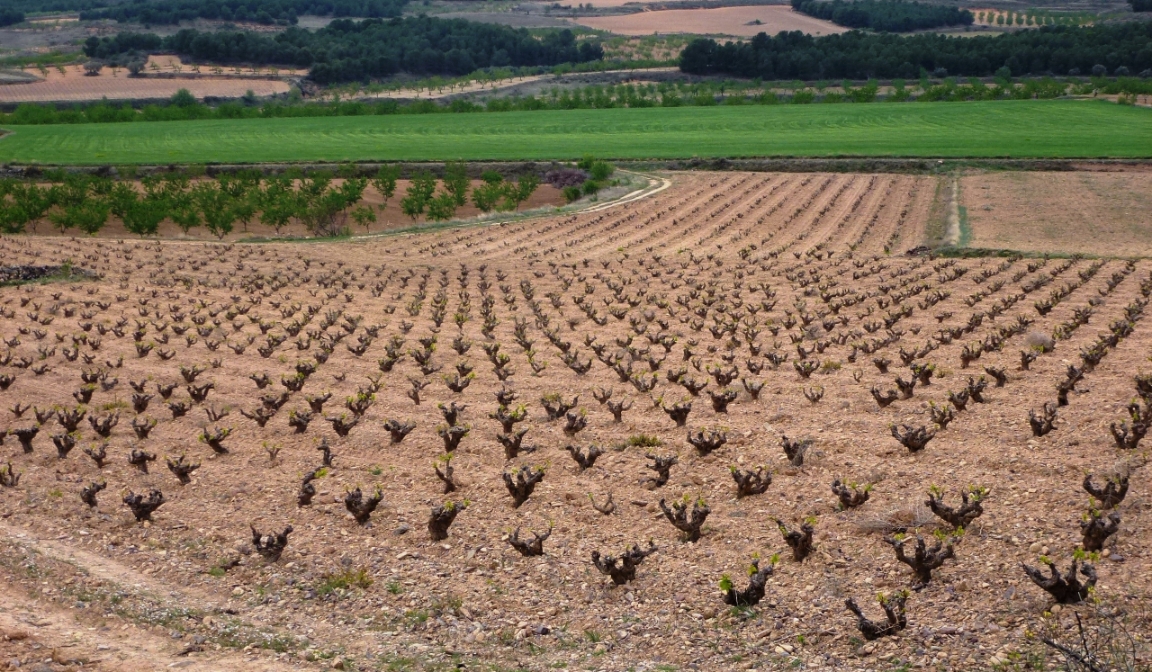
top-left (0, 100), bottom-right (1148, 165)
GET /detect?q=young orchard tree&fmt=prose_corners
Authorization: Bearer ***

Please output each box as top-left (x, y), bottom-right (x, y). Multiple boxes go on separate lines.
top-left (168, 187), bottom-right (201, 235)
top-left (218, 171), bottom-right (260, 232)
top-left (425, 190), bottom-right (459, 222)
top-left (1, 183), bottom-right (52, 233)
top-left (401, 171), bottom-right (437, 221)
top-left (296, 175), bottom-right (365, 236)
top-left (500, 174), bottom-right (539, 212)
top-left (442, 161), bottom-right (470, 207)
top-left (257, 176), bottom-right (296, 236)
top-left (107, 180), bottom-right (137, 221)
top-left (371, 165), bottom-right (400, 213)
top-left (471, 172), bottom-right (505, 213)
top-left (49, 177), bottom-right (110, 235)
top-left (350, 205), bottom-right (376, 233)
top-left (193, 181), bottom-right (239, 239)
top-left (119, 181), bottom-right (168, 237)
top-left (47, 174), bottom-right (90, 232)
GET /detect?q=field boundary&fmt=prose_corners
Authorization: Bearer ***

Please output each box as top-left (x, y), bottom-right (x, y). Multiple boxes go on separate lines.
top-left (5, 158), bottom-right (1152, 178)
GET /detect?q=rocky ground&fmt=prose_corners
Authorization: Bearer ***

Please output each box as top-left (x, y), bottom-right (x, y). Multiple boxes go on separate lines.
top-left (0, 171), bottom-right (1149, 672)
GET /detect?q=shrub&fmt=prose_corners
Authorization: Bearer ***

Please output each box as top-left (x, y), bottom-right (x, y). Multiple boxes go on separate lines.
top-left (545, 168), bottom-right (589, 189)
top-left (589, 160), bottom-right (614, 181)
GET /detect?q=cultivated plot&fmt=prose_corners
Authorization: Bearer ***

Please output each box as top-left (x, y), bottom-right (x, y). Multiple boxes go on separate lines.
top-left (0, 171), bottom-right (1149, 670)
top-left (0, 62), bottom-right (291, 104)
top-left (572, 5), bottom-right (847, 36)
top-left (2, 100), bottom-right (1150, 164)
top-left (961, 170), bottom-right (1152, 257)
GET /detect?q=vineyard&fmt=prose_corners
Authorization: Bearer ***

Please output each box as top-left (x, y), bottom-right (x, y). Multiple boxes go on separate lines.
top-left (0, 171), bottom-right (1150, 672)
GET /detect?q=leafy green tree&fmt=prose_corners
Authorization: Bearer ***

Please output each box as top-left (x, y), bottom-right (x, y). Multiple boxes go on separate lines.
top-left (193, 181), bottom-right (238, 239)
top-left (2, 183), bottom-right (51, 233)
top-left (400, 171), bottom-right (437, 221)
top-left (107, 181), bottom-right (139, 220)
top-left (258, 176), bottom-right (296, 235)
top-left (122, 197), bottom-right (166, 237)
top-left (351, 204), bottom-right (376, 233)
top-left (471, 178), bottom-right (504, 213)
top-left (51, 200), bottom-right (110, 235)
top-left (562, 185), bottom-right (582, 203)
top-left (294, 175), bottom-right (365, 236)
top-left (442, 161), bottom-right (470, 207)
top-left (0, 201), bottom-right (28, 234)
top-left (426, 190), bottom-right (458, 222)
top-left (501, 174), bottom-right (539, 211)
top-left (589, 160), bottom-right (614, 181)
top-left (168, 189), bottom-right (201, 234)
top-left (371, 165), bottom-right (400, 212)
top-left (170, 88), bottom-right (197, 108)
top-left (231, 190), bottom-right (258, 232)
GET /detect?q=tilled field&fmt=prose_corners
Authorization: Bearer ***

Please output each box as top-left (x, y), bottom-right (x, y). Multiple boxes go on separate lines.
top-left (572, 6), bottom-right (847, 37)
top-left (0, 171), bottom-right (1149, 672)
top-left (0, 62), bottom-right (289, 104)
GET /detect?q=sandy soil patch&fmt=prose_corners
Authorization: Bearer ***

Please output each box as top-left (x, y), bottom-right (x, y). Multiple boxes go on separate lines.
top-left (0, 63), bottom-right (289, 103)
top-left (144, 54), bottom-right (308, 77)
top-left (961, 171), bottom-right (1152, 256)
top-left (573, 5), bottom-right (846, 36)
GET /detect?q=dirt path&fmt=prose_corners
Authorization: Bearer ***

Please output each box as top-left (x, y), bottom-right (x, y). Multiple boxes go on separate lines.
top-left (0, 520), bottom-right (319, 671)
top-left (0, 579), bottom-right (294, 672)
top-left (944, 175), bottom-right (961, 246)
top-left (347, 67), bottom-right (679, 101)
top-left (582, 170), bottom-right (671, 213)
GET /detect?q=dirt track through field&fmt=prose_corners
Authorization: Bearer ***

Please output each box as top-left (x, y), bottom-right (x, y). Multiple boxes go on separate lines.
top-left (1, 170), bottom-right (1150, 671)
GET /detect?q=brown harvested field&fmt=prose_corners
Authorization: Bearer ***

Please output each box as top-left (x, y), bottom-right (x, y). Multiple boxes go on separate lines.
top-left (961, 171), bottom-right (1152, 257)
top-left (573, 5), bottom-right (847, 36)
top-left (0, 62), bottom-right (290, 104)
top-left (1, 171), bottom-right (1150, 672)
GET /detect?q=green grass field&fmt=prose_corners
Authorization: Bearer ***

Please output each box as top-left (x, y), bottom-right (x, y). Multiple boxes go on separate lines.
top-left (0, 100), bottom-right (1148, 164)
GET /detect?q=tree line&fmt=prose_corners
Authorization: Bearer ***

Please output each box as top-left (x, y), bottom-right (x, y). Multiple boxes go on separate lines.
top-left (5, 72), bottom-right (1150, 129)
top-left (84, 18), bottom-right (604, 84)
top-left (790, 0), bottom-right (973, 32)
top-left (0, 9), bottom-right (24, 26)
top-left (85, 0), bottom-right (407, 26)
top-left (679, 22), bottom-right (1152, 80)
top-left (0, 165), bottom-right (540, 238)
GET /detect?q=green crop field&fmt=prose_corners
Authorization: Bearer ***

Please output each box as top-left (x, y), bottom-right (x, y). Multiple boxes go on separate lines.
top-left (0, 100), bottom-right (1148, 165)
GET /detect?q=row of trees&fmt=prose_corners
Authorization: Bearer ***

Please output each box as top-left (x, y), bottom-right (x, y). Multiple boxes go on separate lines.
top-left (679, 22), bottom-right (1152, 81)
top-left (0, 165), bottom-right (541, 238)
top-left (6, 70), bottom-right (1150, 129)
top-left (78, 0), bottom-right (407, 25)
top-left (85, 19), bottom-right (605, 84)
top-left (790, 0), bottom-right (973, 33)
